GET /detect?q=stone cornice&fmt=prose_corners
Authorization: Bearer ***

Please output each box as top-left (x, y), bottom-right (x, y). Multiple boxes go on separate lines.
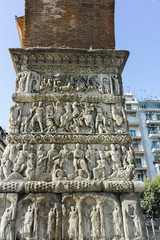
top-left (9, 48), bottom-right (129, 74)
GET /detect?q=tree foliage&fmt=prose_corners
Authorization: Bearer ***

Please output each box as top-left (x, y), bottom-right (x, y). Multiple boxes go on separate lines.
top-left (140, 175), bottom-right (160, 218)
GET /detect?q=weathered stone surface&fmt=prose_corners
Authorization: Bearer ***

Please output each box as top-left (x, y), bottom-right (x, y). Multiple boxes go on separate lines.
top-left (0, 46), bottom-right (148, 238)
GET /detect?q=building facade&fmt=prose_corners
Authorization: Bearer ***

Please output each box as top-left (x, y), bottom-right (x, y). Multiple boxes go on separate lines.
top-left (125, 93), bottom-right (160, 180)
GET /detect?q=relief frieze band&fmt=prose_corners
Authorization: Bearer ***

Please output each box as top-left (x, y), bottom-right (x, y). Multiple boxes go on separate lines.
top-left (12, 93), bottom-right (125, 104)
top-left (7, 133), bottom-right (132, 145)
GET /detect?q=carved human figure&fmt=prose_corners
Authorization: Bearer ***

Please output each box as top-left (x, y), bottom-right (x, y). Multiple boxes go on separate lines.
top-left (112, 205), bottom-right (122, 238)
top-left (45, 105), bottom-right (56, 133)
top-left (126, 204), bottom-right (141, 238)
top-left (0, 206), bottom-right (13, 240)
top-left (72, 102), bottom-right (79, 119)
top-left (68, 206), bottom-right (78, 240)
top-left (85, 145), bottom-right (97, 171)
top-left (16, 72), bottom-right (27, 92)
top-left (53, 101), bottom-right (63, 126)
top-left (13, 143), bottom-right (29, 175)
top-left (90, 206), bottom-right (101, 239)
top-left (69, 118), bottom-right (80, 133)
top-left (30, 102), bottom-right (44, 132)
top-left (108, 144), bottom-right (122, 171)
top-left (80, 102), bottom-right (95, 132)
top-left (52, 145), bottom-right (70, 172)
top-left (9, 103), bottom-right (21, 134)
top-left (93, 150), bottom-right (112, 180)
top-left (60, 102), bottom-right (72, 129)
top-left (47, 204), bottom-right (58, 239)
top-left (121, 146), bottom-right (128, 168)
top-left (1, 146), bottom-right (12, 179)
top-left (95, 108), bottom-right (107, 133)
top-left (72, 143), bottom-right (90, 179)
top-left (111, 105), bottom-right (126, 128)
top-left (26, 153), bottom-right (35, 180)
top-left (24, 206), bottom-right (34, 240)
top-left (37, 144), bottom-right (47, 172)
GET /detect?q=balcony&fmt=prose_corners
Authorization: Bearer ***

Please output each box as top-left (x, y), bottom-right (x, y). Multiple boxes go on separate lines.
top-left (149, 131), bottom-right (160, 139)
top-left (134, 151), bottom-right (144, 156)
top-left (152, 147), bottom-right (160, 154)
top-left (146, 120), bottom-right (160, 124)
top-left (135, 167), bottom-right (147, 171)
top-left (129, 122), bottom-right (139, 127)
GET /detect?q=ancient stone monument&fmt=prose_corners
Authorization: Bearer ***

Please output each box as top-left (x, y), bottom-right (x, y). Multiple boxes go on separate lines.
top-left (0, 0), bottom-right (148, 239)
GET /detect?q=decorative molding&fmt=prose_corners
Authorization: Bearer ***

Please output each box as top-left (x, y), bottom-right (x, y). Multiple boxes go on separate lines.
top-left (7, 133), bottom-right (132, 145)
top-left (9, 48), bottom-right (129, 74)
top-left (0, 181), bottom-right (145, 193)
top-left (12, 92), bottom-right (125, 104)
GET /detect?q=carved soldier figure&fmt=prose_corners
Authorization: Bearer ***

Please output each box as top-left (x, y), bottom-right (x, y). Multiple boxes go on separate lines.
top-left (1, 146), bottom-right (12, 179)
top-left (80, 102), bottom-right (95, 132)
top-left (13, 143), bottom-right (29, 176)
top-left (45, 104), bottom-right (56, 133)
top-left (90, 206), bottom-right (101, 239)
top-left (26, 153), bottom-right (35, 180)
top-left (60, 102), bottom-right (72, 129)
top-left (85, 145), bottom-right (97, 171)
top-left (111, 105), bottom-right (126, 128)
top-left (108, 144), bottom-right (122, 171)
top-left (72, 143), bottom-right (90, 179)
top-left (31, 102), bottom-right (45, 132)
top-left (68, 206), bottom-right (78, 240)
top-left (37, 144), bottom-right (47, 173)
top-left (24, 206), bottom-right (34, 240)
top-left (52, 145), bottom-right (70, 171)
top-left (53, 101), bottom-right (63, 126)
top-left (95, 108), bottom-right (107, 133)
top-left (9, 103), bottom-right (21, 134)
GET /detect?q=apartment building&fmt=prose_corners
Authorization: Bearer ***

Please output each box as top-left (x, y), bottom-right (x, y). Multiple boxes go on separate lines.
top-left (125, 93), bottom-right (160, 180)
top-left (124, 93), bottom-right (148, 181)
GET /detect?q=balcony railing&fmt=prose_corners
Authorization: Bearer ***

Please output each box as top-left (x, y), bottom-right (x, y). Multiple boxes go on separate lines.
top-left (152, 147), bottom-right (160, 153)
top-left (149, 131), bottom-right (160, 138)
top-left (147, 120), bottom-right (160, 124)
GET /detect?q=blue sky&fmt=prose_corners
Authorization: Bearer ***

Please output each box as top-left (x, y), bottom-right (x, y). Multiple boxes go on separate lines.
top-left (0, 0), bottom-right (160, 131)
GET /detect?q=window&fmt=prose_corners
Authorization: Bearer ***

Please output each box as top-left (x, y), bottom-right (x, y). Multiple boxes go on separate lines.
top-left (126, 105), bottom-right (132, 110)
top-left (137, 173), bottom-right (144, 181)
top-left (130, 130), bottom-right (136, 137)
top-left (146, 114), bottom-right (152, 120)
top-left (135, 158), bottom-right (142, 168)
top-left (132, 143), bottom-right (139, 150)
top-left (152, 141), bottom-right (159, 148)
top-left (156, 114), bottom-right (160, 120)
top-left (130, 113), bottom-right (136, 117)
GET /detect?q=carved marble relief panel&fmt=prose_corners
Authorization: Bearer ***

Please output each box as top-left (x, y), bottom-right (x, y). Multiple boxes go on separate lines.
top-left (1, 143), bottom-right (136, 183)
top-left (62, 193), bottom-right (124, 240)
top-left (121, 193), bottom-right (147, 240)
top-left (15, 193), bottom-right (62, 240)
top-left (8, 101), bottom-right (128, 135)
top-left (15, 71), bottom-right (123, 96)
top-left (0, 193), bottom-right (18, 240)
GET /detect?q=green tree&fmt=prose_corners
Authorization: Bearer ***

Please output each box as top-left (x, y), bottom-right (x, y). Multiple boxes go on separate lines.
top-left (140, 174), bottom-right (160, 238)
top-left (140, 174), bottom-right (160, 218)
